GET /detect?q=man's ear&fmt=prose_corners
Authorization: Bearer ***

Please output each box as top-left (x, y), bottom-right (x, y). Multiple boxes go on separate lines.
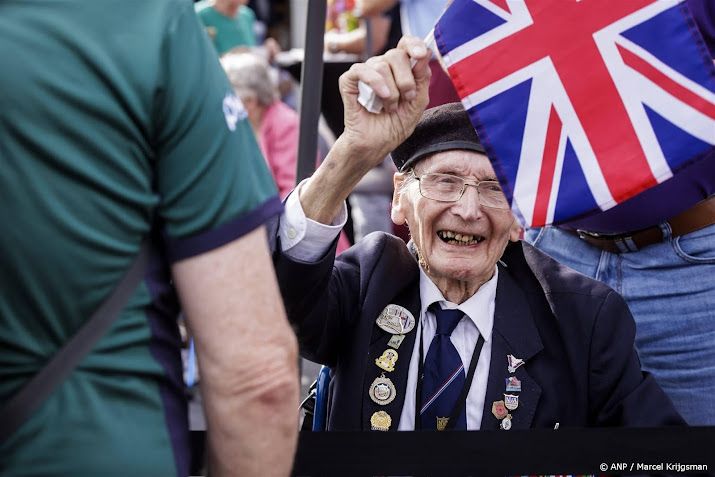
top-left (509, 216), bottom-right (523, 242)
top-left (391, 172), bottom-right (408, 226)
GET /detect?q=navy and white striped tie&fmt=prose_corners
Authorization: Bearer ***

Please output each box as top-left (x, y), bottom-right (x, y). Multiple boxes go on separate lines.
top-left (420, 305), bottom-right (467, 430)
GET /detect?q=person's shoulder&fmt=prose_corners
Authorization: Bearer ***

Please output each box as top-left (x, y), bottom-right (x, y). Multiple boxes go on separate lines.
top-left (341, 232), bottom-right (416, 268)
top-left (238, 5), bottom-right (256, 21)
top-left (195, 1), bottom-right (216, 18)
top-left (506, 240), bottom-right (614, 299)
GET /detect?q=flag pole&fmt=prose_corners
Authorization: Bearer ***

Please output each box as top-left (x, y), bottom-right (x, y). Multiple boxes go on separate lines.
top-left (296, 0), bottom-right (327, 184)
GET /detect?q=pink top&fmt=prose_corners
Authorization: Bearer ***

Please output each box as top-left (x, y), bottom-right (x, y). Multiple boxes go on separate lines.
top-left (258, 100), bottom-right (300, 200)
top-left (258, 100), bottom-right (351, 253)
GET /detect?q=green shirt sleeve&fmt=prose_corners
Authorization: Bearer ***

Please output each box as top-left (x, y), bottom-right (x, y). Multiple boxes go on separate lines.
top-left (154, 2), bottom-right (280, 262)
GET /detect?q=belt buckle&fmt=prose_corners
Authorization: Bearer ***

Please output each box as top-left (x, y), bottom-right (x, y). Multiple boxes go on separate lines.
top-left (576, 229), bottom-right (639, 253)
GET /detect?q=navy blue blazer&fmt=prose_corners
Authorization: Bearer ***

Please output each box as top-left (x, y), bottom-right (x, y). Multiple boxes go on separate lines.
top-left (274, 232), bottom-right (684, 431)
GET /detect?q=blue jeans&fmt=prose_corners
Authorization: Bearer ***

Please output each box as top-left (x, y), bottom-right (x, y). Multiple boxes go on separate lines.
top-left (525, 224), bottom-right (715, 425)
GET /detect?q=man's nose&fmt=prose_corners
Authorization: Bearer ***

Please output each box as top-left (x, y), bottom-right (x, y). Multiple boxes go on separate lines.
top-left (452, 184), bottom-right (484, 219)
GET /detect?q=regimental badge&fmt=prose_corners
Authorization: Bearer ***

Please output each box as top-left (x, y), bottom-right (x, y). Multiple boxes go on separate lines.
top-left (369, 374), bottom-right (396, 406)
top-left (376, 305), bottom-right (416, 335)
top-left (507, 354), bottom-right (525, 373)
top-left (387, 334), bottom-right (406, 349)
top-left (492, 400), bottom-right (508, 420)
top-left (375, 348), bottom-right (399, 372)
top-left (504, 393), bottom-right (519, 411)
top-left (370, 411), bottom-right (392, 431)
top-left (436, 417), bottom-right (450, 431)
top-left (505, 376), bottom-right (522, 392)
top-left (500, 414), bottom-right (513, 431)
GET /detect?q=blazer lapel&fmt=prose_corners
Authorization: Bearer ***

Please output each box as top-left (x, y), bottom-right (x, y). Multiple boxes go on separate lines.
top-left (361, 286), bottom-right (421, 431)
top-left (481, 263), bottom-right (543, 430)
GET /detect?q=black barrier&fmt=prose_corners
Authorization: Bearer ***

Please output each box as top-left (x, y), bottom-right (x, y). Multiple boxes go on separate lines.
top-left (192, 428), bottom-right (715, 476)
top-left (292, 428), bottom-right (715, 476)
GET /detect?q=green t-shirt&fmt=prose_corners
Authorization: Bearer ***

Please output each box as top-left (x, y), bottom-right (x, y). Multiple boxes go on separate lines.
top-left (196, 2), bottom-right (257, 55)
top-left (0, 1), bottom-right (279, 475)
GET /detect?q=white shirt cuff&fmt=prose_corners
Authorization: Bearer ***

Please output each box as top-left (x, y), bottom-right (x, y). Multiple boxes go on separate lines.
top-left (280, 179), bottom-right (348, 262)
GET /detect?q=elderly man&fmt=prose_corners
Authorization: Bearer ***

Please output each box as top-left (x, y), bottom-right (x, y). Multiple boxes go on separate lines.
top-left (273, 37), bottom-right (683, 431)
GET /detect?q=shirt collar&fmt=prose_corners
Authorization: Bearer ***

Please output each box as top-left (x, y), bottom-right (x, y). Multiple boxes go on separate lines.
top-left (418, 265), bottom-right (498, 342)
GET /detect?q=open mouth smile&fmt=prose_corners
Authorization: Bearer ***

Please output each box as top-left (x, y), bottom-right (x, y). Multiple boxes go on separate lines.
top-left (437, 230), bottom-right (485, 246)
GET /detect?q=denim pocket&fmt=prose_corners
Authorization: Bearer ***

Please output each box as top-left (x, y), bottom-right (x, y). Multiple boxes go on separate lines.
top-left (672, 223), bottom-right (715, 263)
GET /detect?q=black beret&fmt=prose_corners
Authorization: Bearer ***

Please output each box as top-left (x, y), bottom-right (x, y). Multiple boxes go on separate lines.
top-left (390, 102), bottom-right (486, 172)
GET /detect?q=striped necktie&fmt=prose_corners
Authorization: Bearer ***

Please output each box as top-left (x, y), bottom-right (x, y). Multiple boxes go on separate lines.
top-left (420, 305), bottom-right (467, 430)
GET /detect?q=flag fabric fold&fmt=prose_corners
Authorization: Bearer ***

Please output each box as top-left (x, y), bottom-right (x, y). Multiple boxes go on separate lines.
top-left (434, 0), bottom-right (715, 227)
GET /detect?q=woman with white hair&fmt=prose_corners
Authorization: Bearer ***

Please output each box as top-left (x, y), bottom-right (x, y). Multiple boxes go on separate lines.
top-left (222, 52), bottom-right (297, 198)
top-left (221, 53), bottom-right (351, 253)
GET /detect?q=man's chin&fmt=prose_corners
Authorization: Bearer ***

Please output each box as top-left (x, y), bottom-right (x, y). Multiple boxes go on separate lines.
top-left (427, 262), bottom-right (490, 285)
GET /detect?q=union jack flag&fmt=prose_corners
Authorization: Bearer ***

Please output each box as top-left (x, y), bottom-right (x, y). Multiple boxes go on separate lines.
top-left (435, 0), bottom-right (715, 227)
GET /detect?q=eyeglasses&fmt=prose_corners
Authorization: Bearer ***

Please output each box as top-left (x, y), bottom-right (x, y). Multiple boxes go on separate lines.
top-left (411, 171), bottom-right (510, 209)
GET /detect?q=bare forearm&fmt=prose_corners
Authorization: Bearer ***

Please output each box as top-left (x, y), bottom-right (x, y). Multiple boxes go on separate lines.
top-left (173, 227), bottom-right (299, 476)
top-left (300, 136), bottom-right (390, 224)
top-left (201, 336), bottom-right (298, 476)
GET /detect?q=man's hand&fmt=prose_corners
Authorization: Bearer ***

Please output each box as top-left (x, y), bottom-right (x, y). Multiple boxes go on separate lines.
top-left (339, 35), bottom-right (431, 162)
top-left (299, 36), bottom-right (431, 225)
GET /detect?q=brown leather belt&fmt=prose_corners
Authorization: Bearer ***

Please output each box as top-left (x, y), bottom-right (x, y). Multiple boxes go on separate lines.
top-left (570, 195), bottom-right (715, 253)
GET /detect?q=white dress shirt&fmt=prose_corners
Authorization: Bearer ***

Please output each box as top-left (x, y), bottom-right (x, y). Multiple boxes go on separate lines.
top-left (280, 185), bottom-right (497, 430)
top-left (397, 268), bottom-right (495, 430)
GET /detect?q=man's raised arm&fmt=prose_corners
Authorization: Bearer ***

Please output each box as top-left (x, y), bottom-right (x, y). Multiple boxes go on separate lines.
top-left (299, 36), bottom-right (432, 226)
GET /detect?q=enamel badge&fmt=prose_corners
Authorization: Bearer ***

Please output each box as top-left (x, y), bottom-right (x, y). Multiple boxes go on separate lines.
top-left (491, 400), bottom-right (508, 420)
top-left (504, 393), bottom-right (519, 411)
top-left (369, 374), bottom-right (396, 406)
top-left (376, 304), bottom-right (415, 335)
top-left (370, 411), bottom-right (392, 431)
top-left (387, 334), bottom-right (406, 349)
top-left (505, 376), bottom-right (522, 392)
top-left (507, 354), bottom-right (525, 373)
top-left (375, 348), bottom-right (399, 372)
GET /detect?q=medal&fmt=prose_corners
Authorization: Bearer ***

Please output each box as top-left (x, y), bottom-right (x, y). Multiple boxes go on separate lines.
top-left (387, 334), bottom-right (406, 349)
top-left (369, 374), bottom-right (396, 406)
top-left (504, 393), bottom-right (519, 411)
top-left (507, 354), bottom-right (524, 373)
top-left (375, 348), bottom-right (399, 372)
top-left (500, 414), bottom-right (513, 430)
top-left (505, 376), bottom-right (522, 392)
top-left (370, 411), bottom-right (392, 431)
top-left (376, 304), bottom-right (415, 334)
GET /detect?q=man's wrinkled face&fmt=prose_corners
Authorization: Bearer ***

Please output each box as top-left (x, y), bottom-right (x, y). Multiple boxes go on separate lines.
top-left (391, 150), bottom-right (520, 288)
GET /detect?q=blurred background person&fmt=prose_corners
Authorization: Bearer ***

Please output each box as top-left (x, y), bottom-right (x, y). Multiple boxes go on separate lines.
top-left (196, 0), bottom-right (281, 59)
top-left (222, 52), bottom-right (351, 253)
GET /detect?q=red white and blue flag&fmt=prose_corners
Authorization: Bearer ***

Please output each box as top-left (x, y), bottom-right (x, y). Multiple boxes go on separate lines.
top-left (434, 0), bottom-right (715, 227)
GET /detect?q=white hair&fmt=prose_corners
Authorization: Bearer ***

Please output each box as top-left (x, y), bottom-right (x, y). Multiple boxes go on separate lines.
top-left (221, 52), bottom-right (278, 107)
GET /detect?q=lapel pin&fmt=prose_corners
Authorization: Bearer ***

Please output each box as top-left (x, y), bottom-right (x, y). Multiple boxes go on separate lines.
top-left (500, 414), bottom-right (513, 430)
top-left (492, 400), bottom-right (509, 420)
top-left (504, 393), bottom-right (519, 411)
top-left (507, 354), bottom-right (524, 373)
top-left (376, 304), bottom-right (415, 334)
top-left (387, 334), bottom-right (406, 349)
top-left (505, 376), bottom-right (522, 392)
top-left (370, 411), bottom-right (392, 431)
top-left (375, 348), bottom-right (398, 372)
